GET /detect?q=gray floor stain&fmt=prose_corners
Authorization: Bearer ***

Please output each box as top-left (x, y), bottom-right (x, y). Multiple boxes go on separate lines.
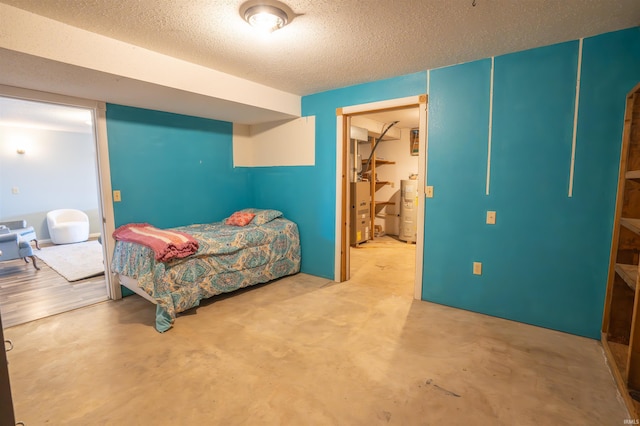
top-left (426, 379), bottom-right (461, 398)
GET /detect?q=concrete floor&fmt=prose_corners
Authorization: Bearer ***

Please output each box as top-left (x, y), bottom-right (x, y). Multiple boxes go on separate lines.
top-left (4, 237), bottom-right (629, 425)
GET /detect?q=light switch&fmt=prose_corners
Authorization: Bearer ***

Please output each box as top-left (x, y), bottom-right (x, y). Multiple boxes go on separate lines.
top-left (486, 211), bottom-right (496, 225)
top-left (113, 190), bottom-right (122, 202)
top-left (473, 262), bottom-right (482, 275)
top-left (11, 187), bottom-right (19, 194)
top-left (425, 186), bottom-right (434, 198)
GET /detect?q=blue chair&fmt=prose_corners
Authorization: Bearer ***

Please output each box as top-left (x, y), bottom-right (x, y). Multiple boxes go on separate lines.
top-left (0, 231), bottom-right (40, 270)
top-left (0, 220), bottom-right (40, 250)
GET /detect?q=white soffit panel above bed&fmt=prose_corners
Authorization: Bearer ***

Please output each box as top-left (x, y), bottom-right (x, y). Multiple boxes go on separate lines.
top-left (233, 116), bottom-right (315, 167)
top-left (0, 4), bottom-right (300, 124)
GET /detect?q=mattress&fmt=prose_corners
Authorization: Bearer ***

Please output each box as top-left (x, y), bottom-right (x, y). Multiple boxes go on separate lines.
top-left (111, 217), bottom-right (301, 332)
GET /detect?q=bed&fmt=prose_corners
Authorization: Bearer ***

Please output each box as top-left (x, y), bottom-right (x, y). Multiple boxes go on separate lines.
top-left (110, 211), bottom-right (301, 332)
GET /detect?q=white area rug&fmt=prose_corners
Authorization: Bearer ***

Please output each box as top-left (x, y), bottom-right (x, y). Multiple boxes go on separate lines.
top-left (35, 240), bottom-right (104, 282)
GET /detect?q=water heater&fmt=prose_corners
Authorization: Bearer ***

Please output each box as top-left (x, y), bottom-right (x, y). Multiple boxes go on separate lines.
top-left (399, 179), bottom-right (417, 243)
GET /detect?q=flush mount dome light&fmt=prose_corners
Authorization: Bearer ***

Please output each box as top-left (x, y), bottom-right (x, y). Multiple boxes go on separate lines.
top-left (240, 1), bottom-right (293, 33)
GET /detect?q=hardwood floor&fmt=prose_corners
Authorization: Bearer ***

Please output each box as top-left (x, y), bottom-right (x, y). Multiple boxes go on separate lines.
top-left (0, 258), bottom-right (108, 329)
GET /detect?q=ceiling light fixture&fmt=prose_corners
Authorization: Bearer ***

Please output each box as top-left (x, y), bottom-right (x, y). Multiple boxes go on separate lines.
top-left (240, 1), bottom-right (293, 33)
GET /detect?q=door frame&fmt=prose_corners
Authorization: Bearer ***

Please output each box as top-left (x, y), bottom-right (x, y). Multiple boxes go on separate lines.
top-left (0, 84), bottom-right (118, 300)
top-left (335, 94), bottom-right (427, 299)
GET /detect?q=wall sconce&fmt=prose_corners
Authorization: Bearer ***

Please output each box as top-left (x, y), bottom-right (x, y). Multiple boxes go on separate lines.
top-left (16, 148), bottom-right (25, 155)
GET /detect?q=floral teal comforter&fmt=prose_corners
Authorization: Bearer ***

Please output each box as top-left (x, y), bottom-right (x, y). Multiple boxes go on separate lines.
top-left (111, 218), bottom-right (301, 332)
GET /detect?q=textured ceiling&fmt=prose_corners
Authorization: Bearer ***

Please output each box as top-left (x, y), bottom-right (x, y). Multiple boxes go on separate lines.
top-left (2, 0), bottom-right (639, 96)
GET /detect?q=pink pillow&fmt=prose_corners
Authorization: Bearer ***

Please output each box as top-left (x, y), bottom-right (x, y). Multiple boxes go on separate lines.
top-left (225, 211), bottom-right (255, 226)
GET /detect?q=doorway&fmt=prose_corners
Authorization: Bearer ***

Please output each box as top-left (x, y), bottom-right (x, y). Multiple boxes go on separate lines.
top-left (335, 95), bottom-right (427, 299)
top-left (0, 86), bottom-right (116, 327)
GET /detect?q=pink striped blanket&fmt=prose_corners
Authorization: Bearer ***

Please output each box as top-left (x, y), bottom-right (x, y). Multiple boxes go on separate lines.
top-left (112, 223), bottom-right (199, 262)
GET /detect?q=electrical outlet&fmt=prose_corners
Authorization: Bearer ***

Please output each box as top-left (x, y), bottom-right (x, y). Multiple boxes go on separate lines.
top-left (11, 187), bottom-right (19, 194)
top-left (486, 211), bottom-right (496, 225)
top-left (425, 186), bottom-right (434, 198)
top-left (113, 190), bottom-right (122, 202)
top-left (473, 262), bottom-right (482, 275)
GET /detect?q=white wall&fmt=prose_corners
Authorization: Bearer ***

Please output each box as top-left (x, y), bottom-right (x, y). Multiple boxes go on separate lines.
top-left (0, 127), bottom-right (100, 240)
top-left (233, 116), bottom-right (315, 167)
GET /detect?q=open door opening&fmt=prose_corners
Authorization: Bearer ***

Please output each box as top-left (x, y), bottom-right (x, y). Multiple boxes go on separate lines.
top-left (335, 95), bottom-right (427, 299)
top-left (0, 85), bottom-right (117, 327)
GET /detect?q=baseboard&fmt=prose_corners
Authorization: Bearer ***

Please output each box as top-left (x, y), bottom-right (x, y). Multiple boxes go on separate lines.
top-left (37, 234), bottom-right (102, 248)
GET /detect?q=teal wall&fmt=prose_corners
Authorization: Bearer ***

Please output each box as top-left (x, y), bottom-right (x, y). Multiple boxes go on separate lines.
top-left (250, 72), bottom-right (427, 278)
top-left (106, 104), bottom-right (252, 228)
top-left (104, 27), bottom-right (639, 338)
top-left (423, 27), bottom-right (640, 339)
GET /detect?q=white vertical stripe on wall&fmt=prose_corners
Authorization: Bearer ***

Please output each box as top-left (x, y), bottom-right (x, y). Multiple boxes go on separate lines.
top-left (486, 57), bottom-right (495, 196)
top-left (426, 69), bottom-right (430, 187)
top-left (568, 38), bottom-right (584, 198)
